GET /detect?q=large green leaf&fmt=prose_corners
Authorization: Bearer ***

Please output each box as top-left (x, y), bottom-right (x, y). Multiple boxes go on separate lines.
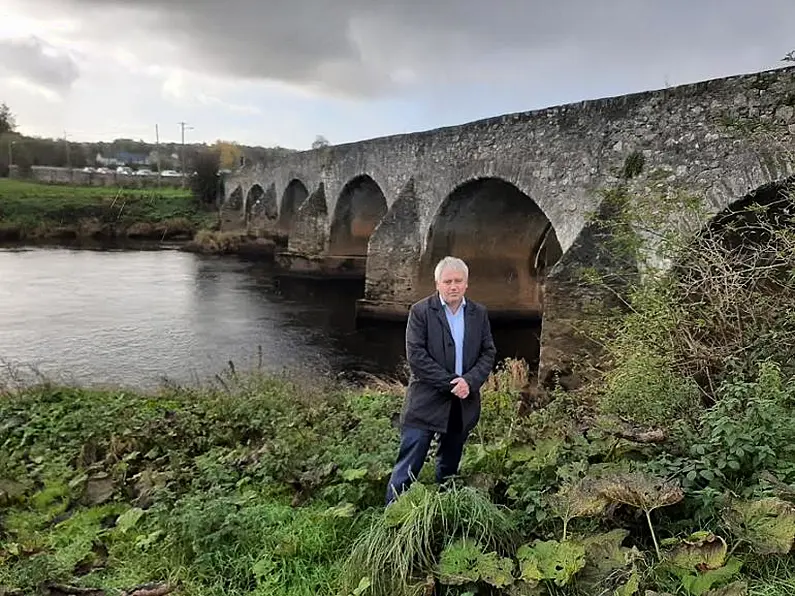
top-left (576, 529), bottom-right (638, 588)
top-left (516, 539), bottom-right (586, 587)
top-left (477, 551), bottom-right (515, 588)
top-left (341, 467), bottom-right (368, 482)
top-left (437, 539), bottom-right (482, 586)
top-left (613, 570), bottom-right (640, 596)
top-left (509, 438), bottom-right (562, 470)
top-left (596, 471), bottom-right (683, 513)
top-left (667, 532), bottom-right (728, 571)
top-left (723, 498), bottom-right (795, 555)
top-left (114, 507), bottom-right (145, 534)
top-left (679, 557), bottom-right (743, 596)
top-left (550, 477), bottom-right (609, 522)
top-left (437, 539), bottom-right (515, 588)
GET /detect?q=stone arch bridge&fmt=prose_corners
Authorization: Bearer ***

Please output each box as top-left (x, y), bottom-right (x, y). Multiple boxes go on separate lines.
top-left (222, 66), bottom-right (795, 384)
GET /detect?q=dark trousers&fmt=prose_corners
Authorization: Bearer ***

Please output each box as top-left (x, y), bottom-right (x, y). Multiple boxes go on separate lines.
top-left (385, 399), bottom-right (469, 505)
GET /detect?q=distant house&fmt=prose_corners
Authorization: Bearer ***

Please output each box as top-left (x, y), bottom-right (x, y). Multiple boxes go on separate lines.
top-left (116, 151), bottom-right (149, 165)
top-left (95, 151), bottom-right (149, 166)
top-left (95, 153), bottom-right (120, 167)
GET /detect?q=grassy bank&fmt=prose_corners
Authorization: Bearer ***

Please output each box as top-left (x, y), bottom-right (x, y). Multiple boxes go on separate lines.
top-left (2, 358), bottom-right (795, 596)
top-left (0, 179), bottom-right (217, 244)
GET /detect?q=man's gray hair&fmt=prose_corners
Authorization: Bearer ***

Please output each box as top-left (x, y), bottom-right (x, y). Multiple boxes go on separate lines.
top-left (434, 256), bottom-right (469, 282)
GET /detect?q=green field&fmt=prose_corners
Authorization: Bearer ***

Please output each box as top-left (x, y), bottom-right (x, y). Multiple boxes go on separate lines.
top-left (0, 179), bottom-right (216, 242)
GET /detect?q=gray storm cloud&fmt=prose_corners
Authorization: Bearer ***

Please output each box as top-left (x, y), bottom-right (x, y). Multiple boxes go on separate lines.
top-left (0, 36), bottom-right (80, 93)
top-left (13, 0), bottom-right (795, 97)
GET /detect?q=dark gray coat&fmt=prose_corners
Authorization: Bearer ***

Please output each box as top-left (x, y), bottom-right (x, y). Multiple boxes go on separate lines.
top-left (400, 294), bottom-right (497, 434)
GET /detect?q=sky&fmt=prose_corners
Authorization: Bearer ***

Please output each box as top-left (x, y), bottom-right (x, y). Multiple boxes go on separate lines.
top-left (1, 1), bottom-right (793, 150)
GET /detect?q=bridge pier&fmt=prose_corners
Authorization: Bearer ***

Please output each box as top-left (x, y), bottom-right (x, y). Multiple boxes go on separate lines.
top-left (355, 298), bottom-right (412, 321)
top-left (537, 210), bottom-right (638, 390)
top-left (354, 178), bottom-right (423, 317)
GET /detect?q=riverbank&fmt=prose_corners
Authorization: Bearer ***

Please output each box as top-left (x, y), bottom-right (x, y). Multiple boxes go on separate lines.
top-left (0, 179), bottom-right (284, 258)
top-left (0, 179), bottom-right (216, 245)
top-left (1, 359), bottom-right (795, 596)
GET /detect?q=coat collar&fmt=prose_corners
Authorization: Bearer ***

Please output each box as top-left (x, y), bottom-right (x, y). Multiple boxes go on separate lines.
top-left (428, 293), bottom-right (478, 347)
top-left (438, 293), bottom-right (466, 313)
top-left (428, 294), bottom-right (477, 315)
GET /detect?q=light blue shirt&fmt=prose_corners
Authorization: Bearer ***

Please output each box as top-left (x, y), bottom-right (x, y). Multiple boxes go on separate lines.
top-left (440, 294), bottom-right (466, 376)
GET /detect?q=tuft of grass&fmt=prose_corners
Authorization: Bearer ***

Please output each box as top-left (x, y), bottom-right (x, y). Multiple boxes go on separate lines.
top-left (341, 482), bottom-right (517, 596)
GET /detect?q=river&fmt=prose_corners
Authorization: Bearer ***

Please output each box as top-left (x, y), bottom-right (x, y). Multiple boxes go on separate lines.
top-left (0, 247), bottom-right (541, 389)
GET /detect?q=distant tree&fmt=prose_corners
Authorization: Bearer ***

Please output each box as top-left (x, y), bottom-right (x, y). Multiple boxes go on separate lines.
top-left (0, 103), bottom-right (15, 135)
top-left (0, 133), bottom-right (12, 177)
top-left (191, 148), bottom-right (221, 207)
top-left (214, 140), bottom-right (243, 170)
top-left (784, 50), bottom-right (795, 62)
top-left (311, 135), bottom-right (330, 150)
top-left (13, 143), bottom-right (33, 177)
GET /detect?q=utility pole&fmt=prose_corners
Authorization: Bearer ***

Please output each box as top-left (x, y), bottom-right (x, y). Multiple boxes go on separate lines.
top-left (64, 130), bottom-right (71, 170)
top-left (155, 123), bottom-right (161, 190)
top-left (178, 121), bottom-right (193, 188)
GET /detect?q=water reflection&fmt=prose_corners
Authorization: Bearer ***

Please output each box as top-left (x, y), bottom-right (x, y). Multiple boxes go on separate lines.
top-left (0, 247), bottom-right (541, 389)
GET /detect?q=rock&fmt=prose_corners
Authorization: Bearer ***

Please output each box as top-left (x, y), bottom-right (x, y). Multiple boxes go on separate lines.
top-left (84, 473), bottom-right (115, 505)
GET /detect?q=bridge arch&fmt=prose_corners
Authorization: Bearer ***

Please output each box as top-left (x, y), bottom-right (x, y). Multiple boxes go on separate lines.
top-left (697, 177), bottom-right (795, 245)
top-left (328, 175), bottom-right (388, 257)
top-left (419, 177), bottom-right (562, 315)
top-left (218, 184), bottom-right (246, 231)
top-left (227, 185), bottom-right (244, 210)
top-left (279, 179), bottom-right (309, 235)
top-left (245, 183), bottom-right (277, 223)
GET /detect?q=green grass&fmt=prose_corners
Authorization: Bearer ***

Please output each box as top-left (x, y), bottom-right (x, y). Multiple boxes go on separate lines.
top-left (2, 361), bottom-right (795, 595)
top-left (0, 178), bottom-right (216, 240)
top-left (0, 372), bottom-right (404, 595)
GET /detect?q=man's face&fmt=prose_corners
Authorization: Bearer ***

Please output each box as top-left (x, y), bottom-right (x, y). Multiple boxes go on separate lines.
top-left (436, 267), bottom-right (468, 305)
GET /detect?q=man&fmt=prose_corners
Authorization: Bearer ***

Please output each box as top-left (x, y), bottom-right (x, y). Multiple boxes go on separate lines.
top-left (385, 256), bottom-right (496, 505)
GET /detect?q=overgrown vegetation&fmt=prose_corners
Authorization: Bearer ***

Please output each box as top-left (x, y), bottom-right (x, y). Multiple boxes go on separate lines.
top-left (2, 358), bottom-right (795, 594)
top-left (3, 174), bottom-right (795, 595)
top-left (0, 179), bottom-right (217, 243)
top-left (190, 149), bottom-right (222, 206)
